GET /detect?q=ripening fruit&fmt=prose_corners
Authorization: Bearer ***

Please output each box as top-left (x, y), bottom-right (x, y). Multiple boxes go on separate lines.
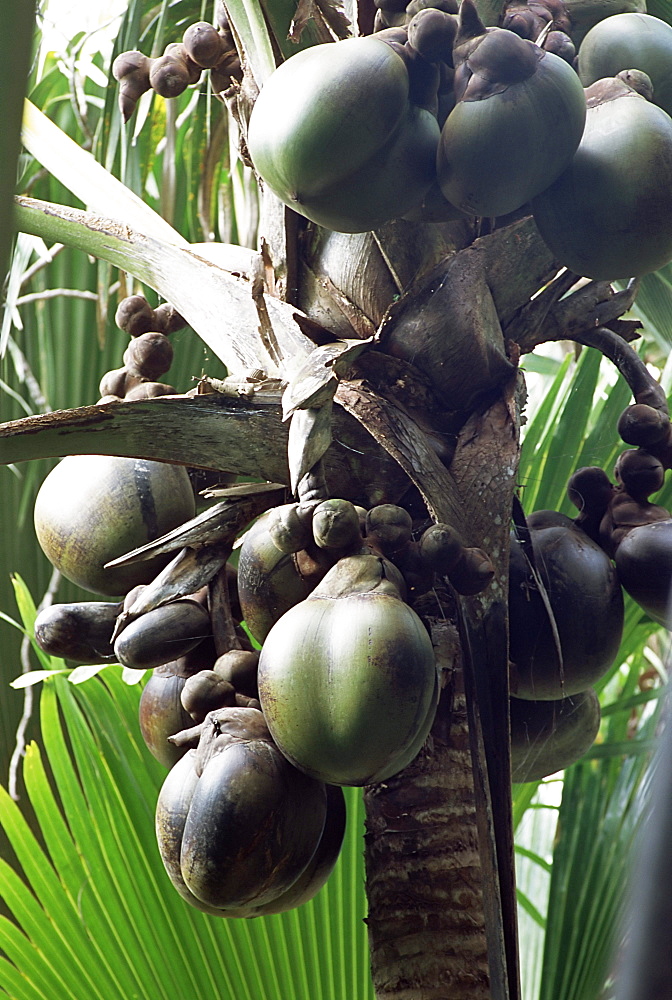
top-left (258, 554), bottom-right (438, 785)
top-left (34, 455), bottom-right (195, 595)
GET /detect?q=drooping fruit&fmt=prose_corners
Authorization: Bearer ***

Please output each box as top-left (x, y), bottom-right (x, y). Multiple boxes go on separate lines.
top-left (245, 784), bottom-right (347, 916)
top-left (155, 707), bottom-right (327, 910)
top-left (577, 13), bottom-right (672, 117)
top-left (247, 36), bottom-right (440, 232)
top-left (34, 600), bottom-right (120, 663)
top-left (510, 688), bottom-right (601, 782)
top-left (436, 0), bottom-right (586, 216)
top-left (114, 598), bottom-right (211, 670)
top-left (258, 553), bottom-right (438, 785)
top-left (509, 511), bottom-right (624, 699)
top-left (34, 455), bottom-right (195, 595)
top-left (532, 75), bottom-right (672, 279)
top-left (614, 519), bottom-right (672, 625)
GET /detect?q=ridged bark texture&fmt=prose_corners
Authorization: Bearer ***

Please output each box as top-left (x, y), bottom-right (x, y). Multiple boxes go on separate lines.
top-left (364, 613), bottom-right (490, 1000)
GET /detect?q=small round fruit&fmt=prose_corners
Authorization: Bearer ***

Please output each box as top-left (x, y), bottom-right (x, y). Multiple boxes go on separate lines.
top-left (34, 455), bottom-right (196, 596)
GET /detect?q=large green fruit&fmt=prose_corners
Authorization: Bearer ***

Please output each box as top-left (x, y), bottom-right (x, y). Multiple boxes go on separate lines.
top-left (578, 13), bottom-right (672, 116)
top-left (563, 0), bottom-right (646, 47)
top-left (247, 37), bottom-right (439, 232)
top-left (258, 554), bottom-right (438, 786)
top-left (532, 80), bottom-right (672, 279)
top-left (155, 707), bottom-right (327, 911)
top-left (34, 455), bottom-right (195, 595)
top-left (437, 27), bottom-right (586, 216)
top-left (509, 511), bottom-right (624, 699)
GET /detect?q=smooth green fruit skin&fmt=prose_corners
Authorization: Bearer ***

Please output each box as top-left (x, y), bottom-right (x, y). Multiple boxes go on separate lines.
top-left (237, 509), bottom-right (323, 644)
top-left (247, 37), bottom-right (439, 232)
top-left (532, 91), bottom-right (672, 279)
top-left (34, 455), bottom-right (195, 596)
top-left (437, 47), bottom-right (586, 217)
top-left (578, 13), bottom-right (672, 117)
top-left (248, 37), bottom-right (409, 198)
top-left (292, 105), bottom-right (440, 233)
top-left (258, 592), bottom-right (437, 786)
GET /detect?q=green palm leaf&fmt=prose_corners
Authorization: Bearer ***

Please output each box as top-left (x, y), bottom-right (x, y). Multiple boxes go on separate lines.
top-left (0, 666), bottom-right (373, 1000)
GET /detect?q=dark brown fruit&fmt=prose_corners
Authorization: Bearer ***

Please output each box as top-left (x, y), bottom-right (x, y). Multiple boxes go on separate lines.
top-left (34, 601), bottom-right (121, 663)
top-left (181, 670), bottom-right (236, 722)
top-left (149, 44), bottom-right (201, 98)
top-left (139, 654), bottom-right (206, 767)
top-left (510, 689), bottom-right (601, 782)
top-left (213, 648), bottom-right (260, 698)
top-left (112, 51), bottom-right (152, 122)
top-left (509, 512), bottom-right (624, 699)
top-left (123, 332), bottom-right (174, 380)
top-left (114, 599), bottom-right (211, 670)
top-left (114, 295), bottom-right (154, 337)
top-left (182, 21), bottom-right (226, 69)
top-left (614, 519), bottom-right (672, 625)
top-left (155, 707), bottom-right (327, 910)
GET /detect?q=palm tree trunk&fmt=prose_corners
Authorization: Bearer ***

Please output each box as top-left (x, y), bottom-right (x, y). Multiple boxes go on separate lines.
top-left (364, 635), bottom-right (491, 999)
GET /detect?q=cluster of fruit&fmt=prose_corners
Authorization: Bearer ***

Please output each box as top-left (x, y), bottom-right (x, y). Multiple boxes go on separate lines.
top-left (113, 5), bottom-right (241, 122)
top-left (508, 399), bottom-right (672, 782)
top-left (30, 312), bottom-right (504, 914)
top-left (243, 0), bottom-right (672, 278)
top-left (97, 294), bottom-right (185, 402)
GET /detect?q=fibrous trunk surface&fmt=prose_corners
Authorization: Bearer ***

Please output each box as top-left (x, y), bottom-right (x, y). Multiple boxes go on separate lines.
top-left (364, 641), bottom-right (491, 1000)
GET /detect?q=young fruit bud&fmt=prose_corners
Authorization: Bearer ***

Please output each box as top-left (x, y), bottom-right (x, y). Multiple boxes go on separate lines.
top-left (407, 8), bottom-right (457, 64)
top-left (115, 294), bottom-right (154, 336)
top-left (123, 332), bottom-right (174, 380)
top-left (365, 504), bottom-right (413, 555)
top-left (617, 403), bottom-right (670, 448)
top-left (312, 499), bottom-right (362, 551)
top-left (112, 50), bottom-right (152, 122)
top-left (153, 302), bottom-right (186, 335)
top-left (213, 649), bottom-right (260, 699)
top-left (614, 448), bottom-right (665, 500)
top-left (181, 670), bottom-right (236, 722)
top-left (98, 366), bottom-right (145, 399)
top-left (183, 21), bottom-right (226, 68)
top-left (150, 44), bottom-right (201, 98)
